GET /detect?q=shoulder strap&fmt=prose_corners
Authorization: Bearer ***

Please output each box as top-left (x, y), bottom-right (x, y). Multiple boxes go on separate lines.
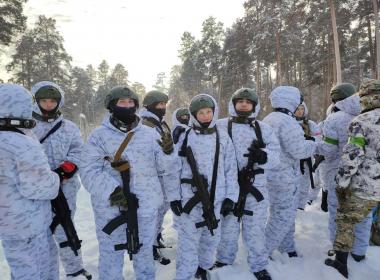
top-left (210, 128), bottom-right (220, 204)
top-left (0, 127), bottom-right (25, 135)
top-left (227, 118), bottom-right (233, 139)
top-left (252, 121), bottom-right (265, 148)
top-left (111, 132), bottom-right (135, 173)
top-left (40, 121), bottom-right (63, 144)
top-left (179, 128), bottom-right (192, 157)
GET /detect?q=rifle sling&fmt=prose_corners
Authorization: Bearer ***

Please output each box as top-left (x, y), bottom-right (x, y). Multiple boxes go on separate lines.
top-left (40, 120), bottom-right (63, 143)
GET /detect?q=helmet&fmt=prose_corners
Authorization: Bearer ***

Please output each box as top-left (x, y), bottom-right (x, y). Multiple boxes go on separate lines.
top-left (330, 83), bottom-right (356, 103)
top-left (34, 85), bottom-right (62, 101)
top-left (142, 90), bottom-right (169, 107)
top-left (358, 79), bottom-right (380, 113)
top-left (231, 88), bottom-right (258, 105)
top-left (105, 86), bottom-right (139, 110)
top-left (189, 95), bottom-right (215, 115)
top-left (176, 108), bottom-right (190, 125)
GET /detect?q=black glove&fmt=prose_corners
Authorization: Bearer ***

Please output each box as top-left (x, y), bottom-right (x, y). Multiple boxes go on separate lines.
top-left (244, 147), bottom-right (267, 165)
top-left (305, 135), bottom-right (315, 141)
top-left (54, 161), bottom-right (78, 182)
top-left (109, 186), bottom-right (128, 208)
top-left (170, 200), bottom-right (183, 216)
top-left (220, 198), bottom-right (234, 217)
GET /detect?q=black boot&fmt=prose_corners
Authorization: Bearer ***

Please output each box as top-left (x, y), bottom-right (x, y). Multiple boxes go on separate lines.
top-left (287, 251), bottom-right (298, 258)
top-left (213, 261), bottom-right (228, 268)
top-left (325, 251), bottom-right (348, 278)
top-left (67, 269), bottom-right (92, 279)
top-left (156, 232), bottom-right (166, 249)
top-left (253, 269), bottom-right (272, 280)
top-left (195, 266), bottom-right (208, 280)
top-left (153, 245), bottom-right (171, 265)
top-left (321, 190), bottom-right (328, 212)
top-left (351, 253), bottom-right (365, 262)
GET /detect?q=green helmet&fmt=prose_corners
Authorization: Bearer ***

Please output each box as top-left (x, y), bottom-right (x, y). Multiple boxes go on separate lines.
top-left (330, 83), bottom-right (356, 103)
top-left (359, 79), bottom-right (380, 113)
top-left (231, 88), bottom-right (258, 104)
top-left (143, 90), bottom-right (169, 107)
top-left (176, 108), bottom-right (189, 119)
top-left (189, 95), bottom-right (215, 115)
top-left (104, 86), bottom-right (139, 110)
top-left (35, 85), bottom-right (61, 101)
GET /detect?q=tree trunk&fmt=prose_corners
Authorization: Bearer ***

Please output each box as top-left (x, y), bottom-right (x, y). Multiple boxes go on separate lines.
top-left (367, 15), bottom-right (376, 77)
top-left (328, 0), bottom-right (342, 84)
top-left (373, 0), bottom-right (380, 78)
top-left (276, 32), bottom-right (281, 85)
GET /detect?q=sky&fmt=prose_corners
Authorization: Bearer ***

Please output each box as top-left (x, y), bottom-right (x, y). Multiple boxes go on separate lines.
top-left (22, 0), bottom-right (246, 89)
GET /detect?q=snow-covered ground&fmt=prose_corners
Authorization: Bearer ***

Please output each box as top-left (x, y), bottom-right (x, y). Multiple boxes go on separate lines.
top-left (1, 188), bottom-right (379, 280)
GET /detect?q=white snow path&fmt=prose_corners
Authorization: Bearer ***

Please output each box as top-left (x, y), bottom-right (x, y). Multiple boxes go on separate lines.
top-left (1, 187), bottom-right (379, 280)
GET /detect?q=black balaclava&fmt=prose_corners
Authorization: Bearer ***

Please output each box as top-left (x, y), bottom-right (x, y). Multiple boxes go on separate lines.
top-left (109, 100), bottom-right (136, 125)
top-left (147, 103), bottom-right (166, 121)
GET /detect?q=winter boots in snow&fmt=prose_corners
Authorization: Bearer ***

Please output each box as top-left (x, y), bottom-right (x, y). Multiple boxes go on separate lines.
top-left (325, 251), bottom-right (348, 279)
top-left (195, 266), bottom-right (208, 280)
top-left (351, 253), bottom-right (365, 262)
top-left (153, 245), bottom-right (171, 265)
top-left (213, 261), bottom-right (228, 268)
top-left (67, 269), bottom-right (92, 279)
top-left (253, 269), bottom-right (272, 280)
top-left (321, 190), bottom-right (328, 212)
top-left (287, 251), bottom-right (298, 258)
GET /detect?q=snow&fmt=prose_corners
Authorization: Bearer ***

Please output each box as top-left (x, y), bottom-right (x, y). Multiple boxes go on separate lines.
top-left (1, 188), bottom-right (379, 280)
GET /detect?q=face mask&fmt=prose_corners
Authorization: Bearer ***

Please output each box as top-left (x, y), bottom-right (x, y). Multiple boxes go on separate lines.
top-left (112, 105), bottom-right (136, 124)
top-left (200, 121), bottom-right (211, 128)
top-left (178, 115), bottom-right (190, 125)
top-left (236, 109), bottom-right (253, 117)
top-left (148, 107), bottom-right (166, 120)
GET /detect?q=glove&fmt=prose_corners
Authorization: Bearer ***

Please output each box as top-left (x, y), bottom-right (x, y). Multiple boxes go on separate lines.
top-left (305, 135), bottom-right (315, 141)
top-left (170, 200), bottom-right (183, 216)
top-left (220, 198), bottom-right (234, 217)
top-left (157, 133), bottom-right (174, 155)
top-left (244, 147), bottom-right (267, 165)
top-left (109, 186), bottom-right (128, 208)
top-left (336, 187), bottom-right (352, 205)
top-left (54, 161), bottom-right (78, 181)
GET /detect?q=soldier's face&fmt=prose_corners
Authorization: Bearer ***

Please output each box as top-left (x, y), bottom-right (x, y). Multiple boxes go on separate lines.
top-left (295, 105), bottom-right (305, 117)
top-left (38, 99), bottom-right (58, 112)
top-left (196, 108), bottom-right (213, 123)
top-left (235, 99), bottom-right (253, 112)
top-left (155, 102), bottom-right (167, 109)
top-left (117, 98), bottom-right (135, 108)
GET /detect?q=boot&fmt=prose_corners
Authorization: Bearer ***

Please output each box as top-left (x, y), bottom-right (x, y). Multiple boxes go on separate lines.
top-left (67, 269), bottom-right (92, 279)
top-left (321, 190), bottom-right (328, 212)
top-left (327, 249), bottom-right (335, 256)
top-left (213, 261), bottom-right (228, 268)
top-left (325, 251), bottom-right (348, 278)
top-left (156, 232), bottom-right (166, 249)
top-left (253, 269), bottom-right (272, 280)
top-left (195, 266), bottom-right (208, 280)
top-left (287, 251), bottom-right (298, 258)
top-left (351, 253), bottom-right (365, 262)
top-left (153, 245), bottom-right (171, 265)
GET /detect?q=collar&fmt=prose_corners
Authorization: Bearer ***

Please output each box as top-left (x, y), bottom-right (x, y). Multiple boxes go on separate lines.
top-left (33, 111), bottom-right (61, 123)
top-left (192, 125), bottom-right (216, 135)
top-left (274, 108), bottom-right (295, 118)
top-left (110, 115), bottom-right (139, 133)
top-left (230, 116), bottom-right (256, 124)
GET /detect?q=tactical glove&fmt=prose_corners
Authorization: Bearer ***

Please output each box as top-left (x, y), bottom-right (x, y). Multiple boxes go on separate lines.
top-left (109, 186), bottom-right (128, 208)
top-left (305, 135), bottom-right (315, 141)
top-left (336, 187), bottom-right (352, 205)
top-left (54, 161), bottom-right (78, 182)
top-left (157, 133), bottom-right (174, 155)
top-left (170, 200), bottom-right (183, 216)
top-left (220, 198), bottom-right (234, 217)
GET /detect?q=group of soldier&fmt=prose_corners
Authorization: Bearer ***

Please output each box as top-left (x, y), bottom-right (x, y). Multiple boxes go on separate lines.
top-left (0, 78), bottom-right (379, 280)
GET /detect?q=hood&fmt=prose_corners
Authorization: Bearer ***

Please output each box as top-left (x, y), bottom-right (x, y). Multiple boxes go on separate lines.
top-left (302, 102), bottom-right (309, 117)
top-left (31, 81), bottom-right (65, 115)
top-left (335, 94), bottom-right (361, 116)
top-left (269, 86), bottom-right (302, 112)
top-left (0, 83), bottom-right (33, 119)
top-left (172, 108), bottom-right (190, 129)
top-left (228, 96), bottom-right (261, 119)
top-left (189, 94), bottom-right (219, 128)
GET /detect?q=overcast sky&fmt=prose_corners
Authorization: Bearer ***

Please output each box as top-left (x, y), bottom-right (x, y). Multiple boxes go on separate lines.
top-left (24, 0), bottom-right (246, 89)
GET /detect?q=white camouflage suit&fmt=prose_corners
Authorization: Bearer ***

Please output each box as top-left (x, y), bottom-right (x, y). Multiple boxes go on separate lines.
top-left (174, 94), bottom-right (239, 280)
top-left (30, 81), bottom-right (86, 276)
top-left (215, 99), bottom-right (280, 272)
top-left (139, 108), bottom-right (171, 248)
top-left (316, 94), bottom-right (373, 256)
top-left (296, 102), bottom-right (321, 209)
top-left (262, 86), bottom-right (316, 256)
top-left (80, 114), bottom-right (180, 280)
top-left (0, 84), bottom-right (60, 280)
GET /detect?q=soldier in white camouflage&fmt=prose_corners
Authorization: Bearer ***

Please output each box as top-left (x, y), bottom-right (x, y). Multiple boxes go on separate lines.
top-left (325, 79), bottom-right (380, 279)
top-left (0, 84), bottom-right (60, 280)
